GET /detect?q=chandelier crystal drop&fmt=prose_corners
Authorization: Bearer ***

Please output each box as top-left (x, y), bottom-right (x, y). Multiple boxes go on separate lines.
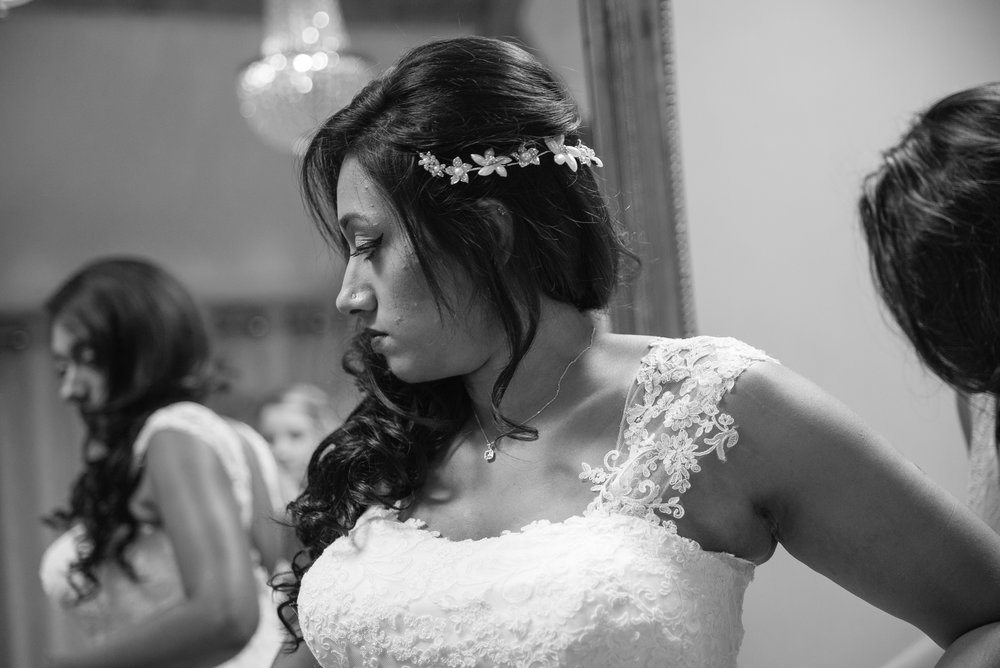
top-left (237, 0), bottom-right (373, 155)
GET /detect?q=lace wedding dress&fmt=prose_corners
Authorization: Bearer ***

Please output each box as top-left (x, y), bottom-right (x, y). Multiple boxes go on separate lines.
top-left (39, 402), bottom-right (285, 667)
top-left (298, 336), bottom-right (774, 667)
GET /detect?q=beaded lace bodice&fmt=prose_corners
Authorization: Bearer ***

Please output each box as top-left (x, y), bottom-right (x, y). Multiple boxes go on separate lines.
top-left (39, 402), bottom-right (284, 668)
top-left (298, 336), bottom-right (775, 668)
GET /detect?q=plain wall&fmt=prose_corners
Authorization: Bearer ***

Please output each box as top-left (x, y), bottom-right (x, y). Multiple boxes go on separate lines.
top-left (673, 1), bottom-right (1000, 666)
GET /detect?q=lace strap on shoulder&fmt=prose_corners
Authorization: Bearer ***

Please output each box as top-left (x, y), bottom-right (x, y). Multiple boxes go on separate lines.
top-left (630, 337), bottom-right (774, 446)
top-left (582, 336), bottom-right (776, 531)
top-left (131, 402), bottom-right (255, 526)
top-left (132, 402), bottom-right (227, 461)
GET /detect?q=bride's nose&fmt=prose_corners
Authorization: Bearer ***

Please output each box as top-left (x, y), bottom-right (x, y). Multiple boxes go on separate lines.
top-left (336, 271), bottom-right (375, 316)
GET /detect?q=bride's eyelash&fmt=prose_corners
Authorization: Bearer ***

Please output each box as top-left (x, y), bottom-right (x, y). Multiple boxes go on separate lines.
top-left (350, 234), bottom-right (384, 259)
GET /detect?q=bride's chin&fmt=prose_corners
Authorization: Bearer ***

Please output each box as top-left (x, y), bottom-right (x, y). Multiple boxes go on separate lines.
top-left (386, 357), bottom-right (449, 385)
top-left (389, 366), bottom-right (429, 385)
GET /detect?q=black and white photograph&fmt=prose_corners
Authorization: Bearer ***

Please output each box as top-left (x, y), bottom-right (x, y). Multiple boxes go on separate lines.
top-left (3, 2), bottom-right (1000, 666)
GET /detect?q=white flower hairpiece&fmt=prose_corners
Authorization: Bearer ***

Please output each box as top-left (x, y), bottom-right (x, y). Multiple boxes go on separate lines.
top-left (417, 135), bottom-right (603, 185)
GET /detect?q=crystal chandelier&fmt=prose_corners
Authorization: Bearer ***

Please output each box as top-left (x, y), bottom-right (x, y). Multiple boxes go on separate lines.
top-left (0, 0), bottom-right (35, 18)
top-left (238, 0), bottom-right (373, 155)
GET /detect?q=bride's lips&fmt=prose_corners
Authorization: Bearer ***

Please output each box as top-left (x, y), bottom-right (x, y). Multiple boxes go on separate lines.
top-left (365, 328), bottom-right (388, 348)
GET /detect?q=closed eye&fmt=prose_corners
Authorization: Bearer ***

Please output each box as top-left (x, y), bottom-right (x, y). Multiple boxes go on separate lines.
top-left (350, 234), bottom-right (384, 259)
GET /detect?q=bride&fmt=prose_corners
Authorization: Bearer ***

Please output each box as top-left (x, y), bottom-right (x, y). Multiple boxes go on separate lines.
top-left (273, 36), bottom-right (1000, 668)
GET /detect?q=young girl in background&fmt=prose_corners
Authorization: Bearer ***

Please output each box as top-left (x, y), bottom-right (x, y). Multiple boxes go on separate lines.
top-left (259, 384), bottom-right (338, 507)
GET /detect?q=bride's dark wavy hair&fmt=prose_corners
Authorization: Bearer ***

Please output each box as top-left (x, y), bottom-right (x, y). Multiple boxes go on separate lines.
top-left (860, 82), bottom-right (1000, 439)
top-left (277, 36), bottom-right (636, 641)
top-left (44, 257), bottom-right (218, 602)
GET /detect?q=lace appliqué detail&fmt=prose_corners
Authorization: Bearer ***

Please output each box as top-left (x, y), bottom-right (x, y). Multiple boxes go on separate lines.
top-left (579, 336), bottom-right (774, 533)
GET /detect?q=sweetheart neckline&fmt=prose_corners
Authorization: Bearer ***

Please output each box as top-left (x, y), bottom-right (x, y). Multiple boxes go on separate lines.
top-left (366, 505), bottom-right (757, 570)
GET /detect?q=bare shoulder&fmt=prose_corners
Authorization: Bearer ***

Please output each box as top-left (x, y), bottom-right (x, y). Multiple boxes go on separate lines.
top-left (577, 332), bottom-right (657, 399)
top-left (719, 361), bottom-right (899, 500)
top-left (143, 427), bottom-right (230, 496)
top-left (598, 332), bottom-right (662, 363)
top-left (723, 358), bottom-right (852, 433)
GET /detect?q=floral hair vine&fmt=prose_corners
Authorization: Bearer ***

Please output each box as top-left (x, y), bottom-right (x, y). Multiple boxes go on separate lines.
top-left (417, 135), bottom-right (603, 185)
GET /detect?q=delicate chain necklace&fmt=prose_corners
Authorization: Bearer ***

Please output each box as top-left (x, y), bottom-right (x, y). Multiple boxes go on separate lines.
top-left (473, 327), bottom-right (596, 463)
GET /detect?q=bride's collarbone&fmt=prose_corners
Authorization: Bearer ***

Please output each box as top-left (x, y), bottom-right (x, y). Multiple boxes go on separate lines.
top-left (404, 443), bottom-right (772, 559)
top-left (405, 369), bottom-right (627, 540)
top-left (404, 451), bottom-right (597, 541)
top-left (402, 496), bottom-right (588, 543)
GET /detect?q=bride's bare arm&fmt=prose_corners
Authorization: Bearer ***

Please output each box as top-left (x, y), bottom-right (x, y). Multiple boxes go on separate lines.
top-left (727, 363), bottom-right (1000, 665)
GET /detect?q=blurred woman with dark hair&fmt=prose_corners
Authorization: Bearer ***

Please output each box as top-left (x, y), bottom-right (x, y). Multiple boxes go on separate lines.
top-left (40, 256), bottom-right (285, 668)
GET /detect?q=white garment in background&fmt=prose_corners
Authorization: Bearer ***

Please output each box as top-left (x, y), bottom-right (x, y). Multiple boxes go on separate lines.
top-left (39, 402), bottom-right (284, 667)
top-left (299, 336), bottom-right (774, 667)
top-left (966, 392), bottom-right (1000, 531)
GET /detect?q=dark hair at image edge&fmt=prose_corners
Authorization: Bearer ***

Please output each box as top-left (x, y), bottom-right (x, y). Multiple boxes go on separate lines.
top-left (277, 36), bottom-right (638, 644)
top-left (44, 257), bottom-right (219, 602)
top-left (859, 82), bottom-right (1000, 440)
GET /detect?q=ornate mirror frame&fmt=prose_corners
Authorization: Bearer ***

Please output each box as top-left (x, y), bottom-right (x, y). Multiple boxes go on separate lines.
top-left (581, 0), bottom-right (695, 337)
